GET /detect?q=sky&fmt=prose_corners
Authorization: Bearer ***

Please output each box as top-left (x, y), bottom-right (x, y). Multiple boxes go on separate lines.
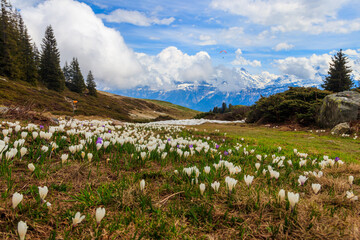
top-left (10, 0), bottom-right (360, 91)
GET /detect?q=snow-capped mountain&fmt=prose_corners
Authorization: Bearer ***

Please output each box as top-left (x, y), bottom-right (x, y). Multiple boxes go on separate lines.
top-left (113, 68), bottom-right (359, 112)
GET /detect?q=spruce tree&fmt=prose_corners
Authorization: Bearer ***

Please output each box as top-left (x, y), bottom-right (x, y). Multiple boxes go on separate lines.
top-left (0, 0), bottom-right (21, 79)
top-left (69, 57), bottom-right (86, 93)
top-left (18, 15), bottom-right (37, 84)
top-left (86, 70), bottom-right (97, 96)
top-left (39, 25), bottom-right (65, 91)
top-left (322, 49), bottom-right (353, 92)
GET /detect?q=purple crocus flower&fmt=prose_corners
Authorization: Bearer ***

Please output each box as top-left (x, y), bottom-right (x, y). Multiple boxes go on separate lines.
top-left (177, 145), bottom-right (180, 148)
top-left (189, 144), bottom-right (193, 148)
top-left (102, 125), bottom-right (105, 127)
top-left (335, 157), bottom-right (340, 162)
top-left (167, 138), bottom-right (171, 142)
top-left (216, 144), bottom-right (219, 149)
top-left (96, 137), bottom-right (103, 144)
top-left (40, 125), bottom-right (44, 129)
top-left (108, 130), bottom-right (111, 133)
top-left (224, 150), bottom-right (229, 156)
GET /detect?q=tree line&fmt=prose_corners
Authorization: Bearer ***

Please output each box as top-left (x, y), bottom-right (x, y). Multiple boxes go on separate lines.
top-left (0, 0), bottom-right (96, 96)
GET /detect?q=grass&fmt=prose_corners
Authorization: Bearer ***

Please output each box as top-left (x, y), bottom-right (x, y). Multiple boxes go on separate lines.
top-left (0, 77), bottom-right (198, 122)
top-left (193, 123), bottom-right (360, 163)
top-left (0, 119), bottom-right (359, 239)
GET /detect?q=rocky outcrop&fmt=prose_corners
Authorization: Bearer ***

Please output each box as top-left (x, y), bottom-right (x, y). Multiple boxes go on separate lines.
top-left (318, 91), bottom-right (360, 128)
top-left (331, 122), bottom-right (351, 135)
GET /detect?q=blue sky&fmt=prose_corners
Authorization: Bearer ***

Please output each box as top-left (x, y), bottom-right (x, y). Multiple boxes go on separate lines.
top-left (12, 0), bottom-right (360, 91)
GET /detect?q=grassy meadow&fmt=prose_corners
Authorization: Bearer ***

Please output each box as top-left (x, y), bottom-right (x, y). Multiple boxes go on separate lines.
top-left (0, 119), bottom-right (359, 239)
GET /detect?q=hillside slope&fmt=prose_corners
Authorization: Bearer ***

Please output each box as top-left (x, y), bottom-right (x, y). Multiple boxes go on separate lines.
top-left (0, 77), bottom-right (199, 121)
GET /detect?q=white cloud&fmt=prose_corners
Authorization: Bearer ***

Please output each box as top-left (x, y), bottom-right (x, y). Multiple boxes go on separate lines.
top-left (19, 0), bottom-right (143, 89)
top-left (198, 35), bottom-right (217, 46)
top-left (274, 42), bottom-right (294, 51)
top-left (210, 0), bottom-right (360, 34)
top-left (136, 47), bottom-right (214, 88)
top-left (98, 9), bottom-right (175, 26)
top-left (275, 49), bottom-right (360, 82)
top-left (231, 49), bottom-right (261, 67)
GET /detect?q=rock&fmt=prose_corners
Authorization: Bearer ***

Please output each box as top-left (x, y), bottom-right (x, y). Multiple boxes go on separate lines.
top-left (112, 120), bottom-right (124, 126)
top-left (318, 91), bottom-right (360, 128)
top-left (331, 122), bottom-right (350, 135)
top-left (0, 106), bottom-right (9, 114)
top-left (51, 117), bottom-right (60, 125)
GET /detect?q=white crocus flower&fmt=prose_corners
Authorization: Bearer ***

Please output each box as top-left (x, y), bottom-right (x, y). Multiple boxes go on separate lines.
top-left (349, 176), bottom-right (354, 186)
top-left (96, 207), bottom-right (106, 224)
top-left (244, 175), bottom-right (254, 187)
top-left (28, 163), bottom-right (35, 172)
top-left (12, 192), bottom-right (23, 209)
top-left (199, 183), bottom-right (206, 195)
top-left (17, 221), bottom-right (28, 240)
top-left (20, 147), bottom-right (27, 158)
top-left (225, 176), bottom-right (238, 193)
top-left (61, 154), bottom-right (68, 164)
top-left (346, 191), bottom-right (358, 201)
top-left (255, 163), bottom-right (260, 170)
top-left (204, 166), bottom-right (211, 174)
top-left (278, 189), bottom-right (285, 202)
top-left (287, 192), bottom-right (300, 209)
top-left (72, 212), bottom-right (85, 226)
top-left (298, 175), bottom-right (308, 186)
top-left (312, 183), bottom-right (321, 194)
top-left (140, 179), bottom-right (145, 191)
top-left (87, 153), bottom-right (93, 162)
top-left (211, 181), bottom-right (220, 192)
top-left (38, 186), bottom-right (48, 201)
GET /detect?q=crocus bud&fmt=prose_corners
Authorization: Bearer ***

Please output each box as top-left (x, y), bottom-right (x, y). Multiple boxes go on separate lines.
top-left (204, 166), bottom-right (210, 174)
top-left (140, 179), bottom-right (145, 192)
top-left (349, 176), bottom-right (354, 186)
top-left (87, 153), bottom-right (93, 162)
top-left (199, 183), bottom-right (205, 195)
top-left (96, 207), bottom-right (106, 224)
top-left (38, 186), bottom-right (48, 201)
top-left (28, 163), bottom-right (35, 172)
top-left (18, 221), bottom-right (28, 240)
top-left (61, 154), bottom-right (68, 164)
top-left (81, 151), bottom-right (85, 159)
top-left (12, 192), bottom-right (23, 209)
top-left (278, 189), bottom-right (285, 202)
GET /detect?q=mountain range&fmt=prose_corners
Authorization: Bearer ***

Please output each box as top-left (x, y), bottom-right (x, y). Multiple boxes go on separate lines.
top-left (114, 68), bottom-right (331, 112)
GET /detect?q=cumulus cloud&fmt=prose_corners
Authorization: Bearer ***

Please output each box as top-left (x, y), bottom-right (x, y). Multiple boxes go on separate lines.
top-left (98, 9), bottom-right (175, 26)
top-left (19, 0), bottom-right (145, 89)
top-left (210, 0), bottom-right (360, 34)
top-left (274, 42), bottom-right (294, 51)
top-left (275, 49), bottom-right (360, 83)
top-left (231, 49), bottom-right (261, 67)
top-left (136, 47), bottom-right (214, 89)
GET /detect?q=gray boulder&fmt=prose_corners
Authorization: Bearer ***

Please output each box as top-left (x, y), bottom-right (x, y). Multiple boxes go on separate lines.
top-left (319, 91), bottom-right (360, 128)
top-left (331, 122), bottom-right (350, 135)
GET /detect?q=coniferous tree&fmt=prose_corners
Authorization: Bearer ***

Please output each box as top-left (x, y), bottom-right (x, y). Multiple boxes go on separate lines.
top-left (86, 70), bottom-right (97, 96)
top-left (39, 25), bottom-right (64, 91)
top-left (18, 14), bottom-right (37, 84)
top-left (68, 57), bottom-right (86, 93)
top-left (0, 0), bottom-right (21, 79)
top-left (322, 49), bottom-right (353, 92)
top-left (63, 61), bottom-right (71, 85)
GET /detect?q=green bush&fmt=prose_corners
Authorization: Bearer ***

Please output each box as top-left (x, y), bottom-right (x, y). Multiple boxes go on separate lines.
top-left (246, 87), bottom-right (331, 126)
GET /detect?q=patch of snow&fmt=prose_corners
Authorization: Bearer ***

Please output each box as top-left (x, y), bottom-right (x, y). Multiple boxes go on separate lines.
top-left (147, 119), bottom-right (245, 126)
